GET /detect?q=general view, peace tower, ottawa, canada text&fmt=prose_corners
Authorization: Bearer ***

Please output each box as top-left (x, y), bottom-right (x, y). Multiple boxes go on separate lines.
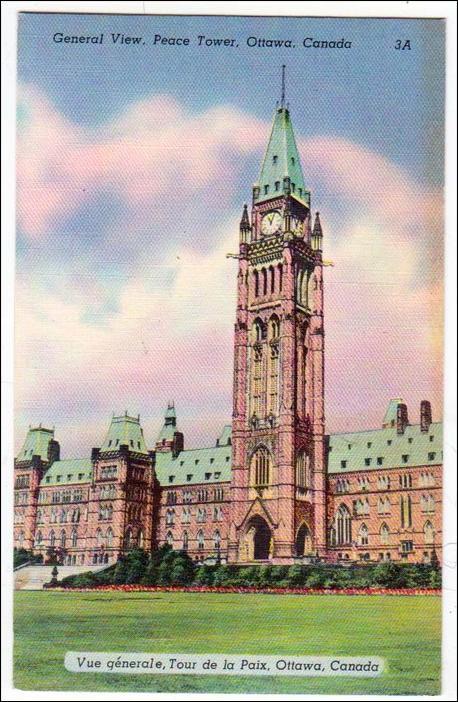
top-left (14, 86), bottom-right (442, 567)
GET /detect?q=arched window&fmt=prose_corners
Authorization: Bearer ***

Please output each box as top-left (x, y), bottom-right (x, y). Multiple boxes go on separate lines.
top-left (278, 264), bottom-right (283, 293)
top-left (253, 270), bottom-right (259, 297)
top-left (252, 344), bottom-right (263, 416)
top-left (197, 530), bottom-right (205, 550)
top-left (296, 451), bottom-right (311, 492)
top-left (214, 530), bottom-right (221, 550)
top-left (269, 266), bottom-right (275, 294)
top-left (106, 528), bottom-right (114, 547)
top-left (268, 342), bottom-right (279, 415)
top-left (380, 523), bottom-right (390, 545)
top-left (125, 528), bottom-right (133, 549)
top-left (166, 509), bottom-right (175, 525)
top-left (60, 529), bottom-right (66, 548)
top-left (269, 315), bottom-right (280, 340)
top-left (334, 504), bottom-right (352, 545)
top-left (262, 268), bottom-right (268, 295)
top-left (35, 530), bottom-right (43, 546)
top-left (182, 531), bottom-right (189, 551)
top-left (358, 524), bottom-right (369, 546)
top-left (251, 446), bottom-right (271, 488)
top-left (49, 530), bottom-right (55, 547)
top-left (166, 531), bottom-right (173, 547)
top-left (96, 528), bottom-right (103, 547)
top-left (424, 521), bottom-right (435, 544)
top-left (71, 528), bottom-right (77, 547)
top-left (138, 530), bottom-right (144, 548)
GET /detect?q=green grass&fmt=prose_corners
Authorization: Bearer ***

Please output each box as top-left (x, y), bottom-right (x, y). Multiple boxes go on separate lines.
top-left (14, 591), bottom-right (441, 695)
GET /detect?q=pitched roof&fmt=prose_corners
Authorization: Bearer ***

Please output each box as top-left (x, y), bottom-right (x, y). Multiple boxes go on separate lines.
top-left (256, 106), bottom-right (310, 206)
top-left (327, 422), bottom-right (442, 474)
top-left (100, 413), bottom-right (148, 454)
top-left (40, 458), bottom-right (92, 486)
top-left (16, 426), bottom-right (55, 462)
top-left (155, 446), bottom-right (232, 487)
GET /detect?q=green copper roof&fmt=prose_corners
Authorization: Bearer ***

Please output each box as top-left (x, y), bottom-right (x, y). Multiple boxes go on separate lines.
top-left (256, 107), bottom-right (309, 205)
top-left (327, 422), bottom-right (442, 474)
top-left (217, 425), bottom-right (232, 446)
top-left (157, 403), bottom-right (179, 443)
top-left (16, 426), bottom-right (54, 462)
top-left (155, 446), bottom-right (232, 486)
top-left (382, 398), bottom-right (404, 428)
top-left (100, 414), bottom-right (148, 454)
top-left (40, 458), bottom-right (92, 486)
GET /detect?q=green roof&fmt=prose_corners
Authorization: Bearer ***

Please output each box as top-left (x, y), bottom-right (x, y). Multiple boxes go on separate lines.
top-left (217, 425), bottom-right (232, 446)
top-left (256, 106), bottom-right (310, 206)
top-left (100, 414), bottom-right (148, 454)
top-left (40, 458), bottom-right (92, 486)
top-left (16, 426), bottom-right (54, 462)
top-left (382, 398), bottom-right (404, 428)
top-left (157, 403), bottom-right (179, 443)
top-left (155, 446), bottom-right (232, 487)
top-left (327, 422), bottom-right (442, 474)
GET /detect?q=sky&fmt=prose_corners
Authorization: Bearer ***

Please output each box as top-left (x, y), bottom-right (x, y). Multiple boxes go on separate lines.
top-left (15, 13), bottom-right (445, 458)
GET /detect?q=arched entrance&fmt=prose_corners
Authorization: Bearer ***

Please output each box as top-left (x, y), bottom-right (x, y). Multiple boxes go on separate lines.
top-left (295, 522), bottom-right (312, 556)
top-left (243, 515), bottom-right (272, 561)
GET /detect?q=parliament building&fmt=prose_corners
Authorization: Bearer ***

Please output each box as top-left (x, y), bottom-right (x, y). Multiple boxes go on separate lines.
top-left (14, 96), bottom-right (442, 567)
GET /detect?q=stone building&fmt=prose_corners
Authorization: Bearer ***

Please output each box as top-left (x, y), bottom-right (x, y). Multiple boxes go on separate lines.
top-left (14, 95), bottom-right (442, 567)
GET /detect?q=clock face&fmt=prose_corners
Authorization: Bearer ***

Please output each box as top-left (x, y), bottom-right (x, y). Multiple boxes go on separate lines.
top-left (261, 211), bottom-right (282, 236)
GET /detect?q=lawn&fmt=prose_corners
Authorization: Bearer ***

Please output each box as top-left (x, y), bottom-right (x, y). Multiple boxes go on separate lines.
top-left (14, 591), bottom-right (441, 695)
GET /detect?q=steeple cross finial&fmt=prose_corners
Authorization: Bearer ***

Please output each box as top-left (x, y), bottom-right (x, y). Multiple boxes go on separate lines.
top-left (280, 65), bottom-right (286, 108)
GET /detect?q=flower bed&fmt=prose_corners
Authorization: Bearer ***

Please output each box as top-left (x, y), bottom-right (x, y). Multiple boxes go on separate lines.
top-left (50, 584), bottom-right (440, 596)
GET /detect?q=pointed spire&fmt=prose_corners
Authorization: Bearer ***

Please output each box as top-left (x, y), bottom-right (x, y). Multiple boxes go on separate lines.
top-left (239, 203), bottom-right (251, 244)
top-left (280, 64), bottom-right (286, 109)
top-left (255, 74), bottom-right (310, 206)
top-left (312, 211), bottom-right (323, 251)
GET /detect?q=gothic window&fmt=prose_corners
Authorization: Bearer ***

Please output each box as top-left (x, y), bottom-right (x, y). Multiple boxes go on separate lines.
top-left (358, 524), bottom-right (369, 546)
top-left (125, 528), bottom-right (134, 549)
top-left (296, 451), bottom-right (311, 493)
top-left (60, 529), bottom-right (66, 548)
top-left (214, 530), bottom-right (221, 550)
top-left (254, 270), bottom-right (259, 297)
top-left (251, 446), bottom-right (271, 488)
top-left (35, 531), bottom-right (43, 546)
top-left (182, 531), bottom-right (189, 551)
top-left (421, 495), bottom-right (435, 513)
top-left (269, 315), bottom-right (280, 340)
top-left (333, 504), bottom-right (352, 545)
top-left (49, 530), bottom-right (55, 547)
top-left (252, 345), bottom-right (263, 416)
top-left (138, 531), bottom-right (144, 548)
top-left (166, 509), bottom-right (175, 525)
top-left (278, 264), bottom-right (283, 293)
top-left (269, 266), bottom-right (275, 293)
top-left (380, 523), bottom-right (390, 545)
top-left (261, 268), bottom-right (268, 295)
top-left (400, 495), bottom-right (413, 527)
top-left (106, 528), bottom-right (113, 547)
top-left (424, 521), bottom-right (435, 544)
top-left (268, 342), bottom-right (279, 416)
top-left (213, 506), bottom-right (222, 521)
top-left (197, 529), bottom-right (205, 550)
top-left (71, 528), bottom-right (78, 547)
top-left (275, 180), bottom-right (280, 191)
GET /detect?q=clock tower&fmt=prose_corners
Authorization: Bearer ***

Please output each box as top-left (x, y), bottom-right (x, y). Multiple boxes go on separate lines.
top-left (228, 78), bottom-right (326, 563)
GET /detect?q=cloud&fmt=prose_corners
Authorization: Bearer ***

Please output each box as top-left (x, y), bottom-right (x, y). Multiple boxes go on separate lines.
top-left (15, 88), bottom-right (443, 456)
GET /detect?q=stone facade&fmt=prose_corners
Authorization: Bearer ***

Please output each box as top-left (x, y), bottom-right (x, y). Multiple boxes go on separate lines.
top-left (14, 100), bottom-right (442, 567)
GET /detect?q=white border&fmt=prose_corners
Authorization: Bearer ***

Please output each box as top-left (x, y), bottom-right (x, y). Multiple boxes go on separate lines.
top-left (2, 2), bottom-right (456, 701)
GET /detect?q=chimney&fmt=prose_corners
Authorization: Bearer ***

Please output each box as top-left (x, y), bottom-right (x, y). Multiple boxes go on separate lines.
top-left (396, 403), bottom-right (409, 434)
top-left (420, 400), bottom-right (432, 432)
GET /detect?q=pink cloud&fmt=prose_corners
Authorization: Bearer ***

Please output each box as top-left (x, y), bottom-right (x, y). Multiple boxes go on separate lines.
top-left (15, 89), bottom-right (443, 456)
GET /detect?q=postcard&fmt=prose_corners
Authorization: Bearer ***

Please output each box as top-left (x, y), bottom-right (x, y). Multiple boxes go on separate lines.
top-left (10, 8), bottom-right (449, 697)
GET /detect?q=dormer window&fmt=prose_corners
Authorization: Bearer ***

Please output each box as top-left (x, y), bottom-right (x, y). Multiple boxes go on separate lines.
top-left (275, 181), bottom-right (280, 191)
top-left (273, 155), bottom-right (278, 164)
top-left (205, 473), bottom-right (211, 480)
top-left (130, 440), bottom-right (134, 447)
top-left (291, 157), bottom-right (295, 165)
top-left (195, 459), bottom-right (199, 465)
top-left (225, 456), bottom-right (230, 462)
top-left (210, 458), bottom-right (214, 464)
top-left (108, 440), bottom-right (112, 447)
top-left (168, 475), bottom-right (175, 483)
top-left (298, 188), bottom-right (303, 197)
top-left (291, 183), bottom-right (295, 192)
top-left (367, 442), bottom-right (372, 448)
top-left (264, 185), bottom-right (269, 195)
top-left (365, 458), bottom-right (371, 466)
top-left (214, 472), bottom-right (221, 479)
top-left (187, 474), bottom-right (193, 482)
top-left (341, 460), bottom-right (347, 469)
